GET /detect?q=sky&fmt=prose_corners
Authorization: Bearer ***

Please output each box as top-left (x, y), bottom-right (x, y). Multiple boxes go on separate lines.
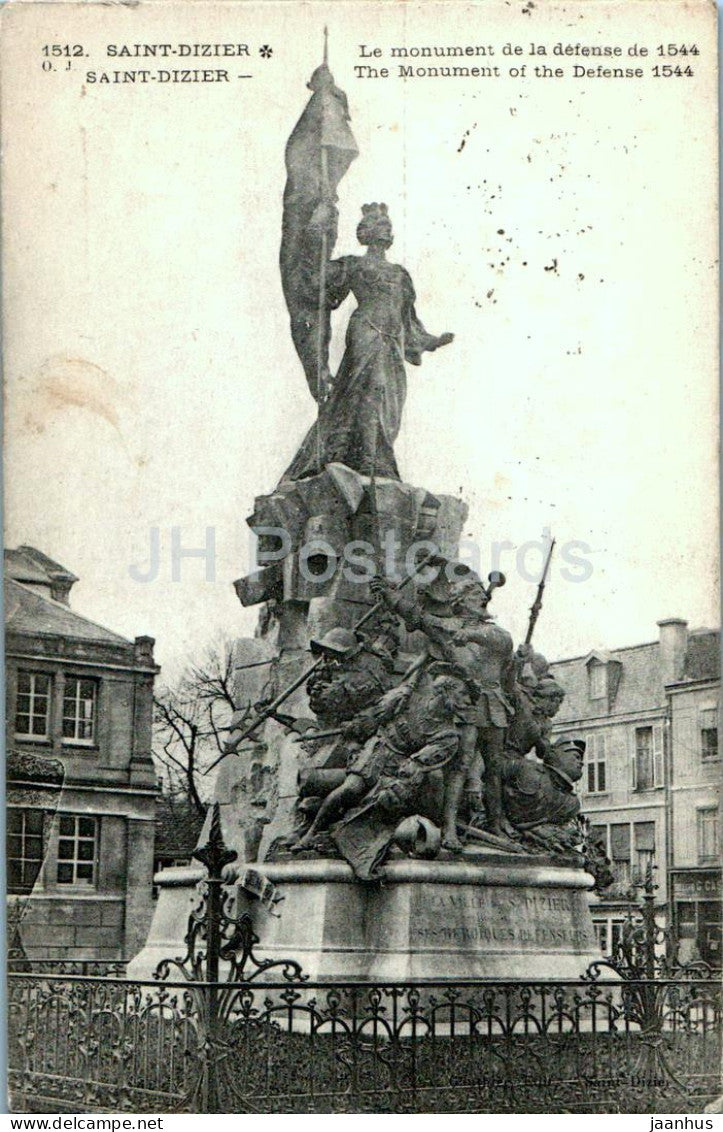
top-left (2, 0), bottom-right (718, 684)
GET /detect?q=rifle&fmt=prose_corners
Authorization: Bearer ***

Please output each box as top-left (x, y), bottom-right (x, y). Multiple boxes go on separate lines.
top-left (456, 822), bottom-right (529, 855)
top-left (524, 537), bottom-right (556, 646)
top-left (205, 552), bottom-right (438, 774)
top-left (291, 726), bottom-right (345, 744)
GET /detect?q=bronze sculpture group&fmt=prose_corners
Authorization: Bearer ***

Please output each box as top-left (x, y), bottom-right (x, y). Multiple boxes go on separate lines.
top-left (279, 559), bottom-right (590, 880)
top-left (222, 49), bottom-right (612, 893)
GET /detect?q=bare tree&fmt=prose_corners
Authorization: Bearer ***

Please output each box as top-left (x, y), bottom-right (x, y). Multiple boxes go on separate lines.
top-left (153, 636), bottom-right (240, 816)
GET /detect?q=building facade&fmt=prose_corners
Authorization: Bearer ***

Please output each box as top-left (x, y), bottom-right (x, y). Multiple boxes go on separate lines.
top-left (5, 546), bottom-right (160, 962)
top-left (666, 625), bottom-right (721, 966)
top-left (550, 618), bottom-right (720, 964)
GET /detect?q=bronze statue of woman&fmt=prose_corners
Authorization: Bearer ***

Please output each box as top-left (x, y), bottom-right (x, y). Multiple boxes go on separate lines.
top-left (282, 201), bottom-right (454, 482)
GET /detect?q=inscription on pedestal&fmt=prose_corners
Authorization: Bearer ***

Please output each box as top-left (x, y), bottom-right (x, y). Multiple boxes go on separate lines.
top-left (410, 884), bottom-right (596, 952)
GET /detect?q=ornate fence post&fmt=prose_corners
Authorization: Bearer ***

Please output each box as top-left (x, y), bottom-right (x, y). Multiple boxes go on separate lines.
top-left (639, 862), bottom-right (658, 981)
top-left (153, 801), bottom-right (307, 1111)
top-left (638, 863), bottom-right (661, 1109)
top-left (191, 803), bottom-right (238, 1113)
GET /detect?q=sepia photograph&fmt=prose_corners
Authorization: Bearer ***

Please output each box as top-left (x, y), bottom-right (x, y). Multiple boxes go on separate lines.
top-left (1, 0), bottom-right (720, 1115)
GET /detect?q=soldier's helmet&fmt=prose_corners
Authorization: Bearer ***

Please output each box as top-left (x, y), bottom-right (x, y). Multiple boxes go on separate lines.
top-left (307, 63), bottom-right (334, 91)
top-left (519, 648), bottom-right (550, 690)
top-left (553, 737), bottom-right (586, 755)
top-left (419, 556), bottom-right (472, 608)
top-left (547, 736), bottom-right (586, 782)
top-left (536, 675), bottom-right (565, 700)
top-left (310, 627), bottom-right (359, 658)
top-left (529, 649), bottom-right (550, 677)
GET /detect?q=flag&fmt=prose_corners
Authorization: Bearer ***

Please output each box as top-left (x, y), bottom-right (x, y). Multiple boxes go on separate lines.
top-left (280, 62), bottom-right (358, 402)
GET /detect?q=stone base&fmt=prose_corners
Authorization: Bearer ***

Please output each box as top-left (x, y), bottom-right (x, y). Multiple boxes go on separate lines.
top-left (128, 852), bottom-right (601, 983)
top-left (254, 854), bottom-right (600, 980)
top-left (126, 865), bottom-right (204, 981)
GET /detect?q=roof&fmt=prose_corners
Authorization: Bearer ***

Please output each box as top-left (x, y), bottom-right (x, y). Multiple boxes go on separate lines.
top-left (550, 627), bottom-right (719, 723)
top-left (551, 640), bottom-right (663, 723)
top-left (154, 795), bottom-right (207, 857)
top-left (5, 577), bottom-right (131, 646)
top-left (5, 546), bottom-right (78, 586)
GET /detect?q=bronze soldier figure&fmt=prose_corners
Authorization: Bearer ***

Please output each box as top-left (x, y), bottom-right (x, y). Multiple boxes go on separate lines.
top-left (298, 662), bottom-right (476, 876)
top-left (506, 648), bottom-right (566, 762)
top-left (370, 564), bottom-right (515, 847)
top-left (296, 618), bottom-right (399, 831)
top-left (500, 736), bottom-right (586, 852)
top-left (305, 620), bottom-right (398, 726)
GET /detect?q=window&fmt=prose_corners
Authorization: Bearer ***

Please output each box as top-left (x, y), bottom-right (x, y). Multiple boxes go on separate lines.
top-left (676, 901), bottom-right (722, 967)
top-left (589, 662), bottom-right (607, 700)
top-left (7, 809), bottom-right (44, 893)
top-left (593, 821), bottom-right (657, 890)
top-left (610, 823), bottom-right (631, 893)
top-left (610, 920), bottom-right (626, 952)
top-left (15, 671), bottom-right (51, 739)
top-left (593, 917), bottom-right (626, 956)
top-left (585, 732), bottom-right (607, 793)
top-left (633, 821), bottom-right (656, 883)
top-left (57, 814), bottom-right (97, 885)
top-left (697, 807), bottom-right (720, 864)
top-left (62, 678), bottom-right (97, 744)
top-left (634, 725), bottom-right (664, 790)
top-left (701, 708), bottom-right (719, 761)
top-left (677, 902), bottom-right (697, 939)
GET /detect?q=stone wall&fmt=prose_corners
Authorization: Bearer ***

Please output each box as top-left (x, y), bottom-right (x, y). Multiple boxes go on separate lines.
top-left (11, 894), bottom-right (125, 960)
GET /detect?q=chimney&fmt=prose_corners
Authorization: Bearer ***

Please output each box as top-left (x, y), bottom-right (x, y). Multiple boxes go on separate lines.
top-left (49, 576), bottom-right (74, 606)
top-left (134, 635), bottom-right (156, 666)
top-left (657, 618), bottom-right (688, 686)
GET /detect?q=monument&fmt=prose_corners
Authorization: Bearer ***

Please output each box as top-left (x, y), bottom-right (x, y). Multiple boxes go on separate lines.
top-left (131, 41), bottom-right (611, 983)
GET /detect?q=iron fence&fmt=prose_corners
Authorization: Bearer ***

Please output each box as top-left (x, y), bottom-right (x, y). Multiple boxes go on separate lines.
top-left (8, 971), bottom-right (721, 1113)
top-left (8, 805), bottom-right (722, 1114)
top-left (8, 958), bottom-right (127, 976)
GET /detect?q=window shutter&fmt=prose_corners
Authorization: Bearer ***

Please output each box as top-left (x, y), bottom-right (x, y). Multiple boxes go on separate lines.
top-left (653, 724), bottom-right (664, 786)
top-left (610, 823), bottom-right (631, 861)
top-left (585, 733), bottom-right (593, 793)
top-left (630, 728), bottom-right (637, 791)
top-left (598, 731), bottom-right (607, 791)
top-left (634, 821), bottom-right (655, 852)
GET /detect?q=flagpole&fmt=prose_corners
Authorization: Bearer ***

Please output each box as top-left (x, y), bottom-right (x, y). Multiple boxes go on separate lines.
top-left (316, 151), bottom-right (329, 406)
top-left (315, 27), bottom-right (330, 468)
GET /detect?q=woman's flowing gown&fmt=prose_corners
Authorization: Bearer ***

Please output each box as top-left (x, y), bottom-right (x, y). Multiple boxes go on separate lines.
top-left (283, 254), bottom-right (441, 483)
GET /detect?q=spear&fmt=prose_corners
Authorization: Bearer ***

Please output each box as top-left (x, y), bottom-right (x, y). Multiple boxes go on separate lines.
top-left (524, 537), bottom-right (556, 646)
top-left (204, 552), bottom-right (438, 774)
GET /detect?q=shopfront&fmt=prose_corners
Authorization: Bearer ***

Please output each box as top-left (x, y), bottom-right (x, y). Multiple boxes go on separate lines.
top-left (671, 868), bottom-right (722, 967)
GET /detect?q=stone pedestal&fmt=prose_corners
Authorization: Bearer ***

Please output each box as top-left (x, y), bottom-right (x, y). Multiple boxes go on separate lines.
top-left (128, 851), bottom-right (601, 983)
top-left (127, 865), bottom-right (204, 980)
top-left (253, 854), bottom-right (600, 981)
top-left (129, 461), bottom-right (601, 988)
